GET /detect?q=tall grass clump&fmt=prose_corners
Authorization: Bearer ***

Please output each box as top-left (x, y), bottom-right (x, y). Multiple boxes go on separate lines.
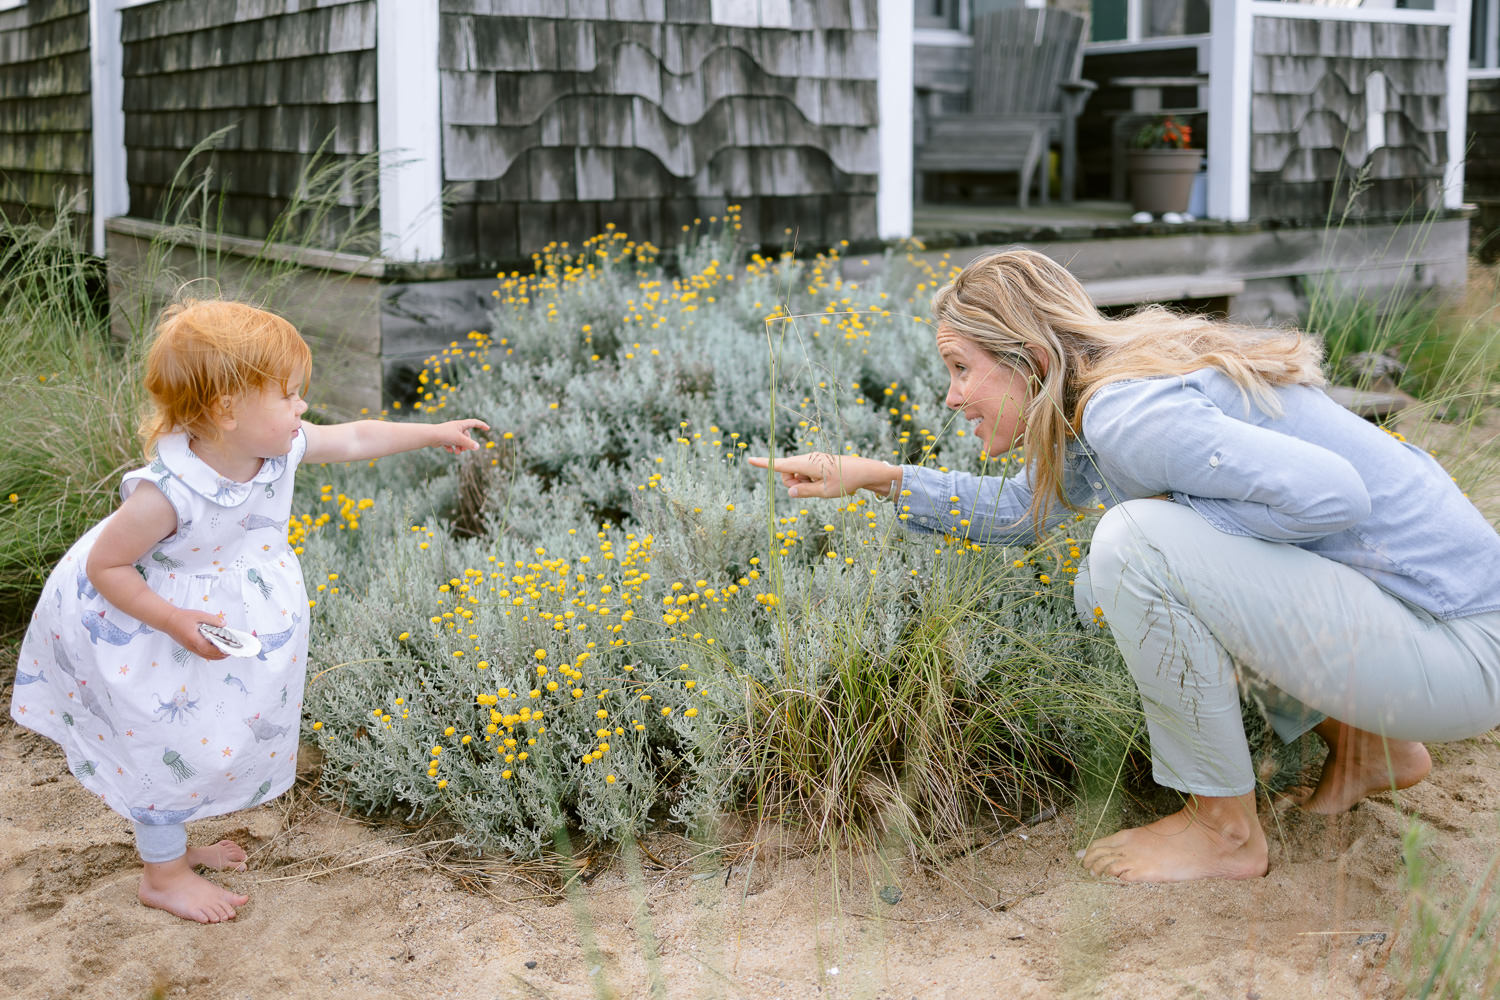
top-left (295, 213), bottom-right (1150, 857)
top-left (0, 211), bottom-right (136, 630)
top-left (1393, 818), bottom-right (1500, 998)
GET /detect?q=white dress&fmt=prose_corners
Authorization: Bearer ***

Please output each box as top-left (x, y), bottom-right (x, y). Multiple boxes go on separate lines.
top-left (10, 432), bottom-right (309, 826)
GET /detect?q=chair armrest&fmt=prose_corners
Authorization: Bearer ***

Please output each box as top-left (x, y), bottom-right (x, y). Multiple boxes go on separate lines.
top-left (1060, 79), bottom-right (1096, 118)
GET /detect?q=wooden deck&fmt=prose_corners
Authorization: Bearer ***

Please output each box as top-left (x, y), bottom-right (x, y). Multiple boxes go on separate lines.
top-left (891, 201), bottom-right (1472, 326)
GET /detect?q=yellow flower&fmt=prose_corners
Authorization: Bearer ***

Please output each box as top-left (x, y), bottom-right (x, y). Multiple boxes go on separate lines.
top-left (312, 721), bottom-right (323, 730)
top-left (398, 632), bottom-right (410, 641)
top-left (437, 780), bottom-right (448, 789)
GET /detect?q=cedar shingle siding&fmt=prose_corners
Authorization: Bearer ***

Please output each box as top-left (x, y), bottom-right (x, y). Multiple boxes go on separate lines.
top-left (0, 0), bottom-right (93, 235)
top-left (121, 0), bottom-right (378, 247)
top-left (439, 0), bottom-right (879, 263)
top-left (1251, 18), bottom-right (1447, 221)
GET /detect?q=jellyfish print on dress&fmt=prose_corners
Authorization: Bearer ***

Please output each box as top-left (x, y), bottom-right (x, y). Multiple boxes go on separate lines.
top-left (70, 759), bottom-right (98, 778)
top-left (130, 800), bottom-right (213, 825)
top-left (243, 714), bottom-right (291, 742)
top-left (82, 611), bottom-right (152, 646)
top-left (247, 568), bottom-right (271, 599)
top-left (150, 550), bottom-right (183, 572)
top-left (153, 687), bottom-right (200, 724)
top-left (253, 613), bottom-right (302, 661)
top-left (161, 747), bottom-right (197, 782)
top-left (245, 779), bottom-right (273, 808)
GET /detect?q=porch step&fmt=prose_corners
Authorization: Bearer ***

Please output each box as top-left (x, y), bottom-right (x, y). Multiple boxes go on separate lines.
top-left (1084, 274), bottom-right (1246, 307)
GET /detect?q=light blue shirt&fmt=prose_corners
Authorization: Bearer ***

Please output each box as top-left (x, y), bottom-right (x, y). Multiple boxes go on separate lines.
top-left (899, 368), bottom-right (1500, 619)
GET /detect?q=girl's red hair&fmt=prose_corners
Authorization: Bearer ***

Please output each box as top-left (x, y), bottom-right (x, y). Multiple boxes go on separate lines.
top-left (140, 300), bottom-right (312, 456)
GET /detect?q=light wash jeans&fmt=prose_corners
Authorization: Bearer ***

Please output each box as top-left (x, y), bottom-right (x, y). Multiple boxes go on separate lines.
top-left (1074, 500), bottom-right (1500, 797)
top-left (133, 821), bottom-right (187, 863)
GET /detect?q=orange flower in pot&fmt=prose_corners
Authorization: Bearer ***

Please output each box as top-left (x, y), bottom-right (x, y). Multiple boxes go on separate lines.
top-left (1127, 115), bottom-right (1202, 217)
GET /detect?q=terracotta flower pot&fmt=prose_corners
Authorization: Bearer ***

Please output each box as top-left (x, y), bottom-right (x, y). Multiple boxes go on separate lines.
top-left (1126, 148), bottom-right (1203, 214)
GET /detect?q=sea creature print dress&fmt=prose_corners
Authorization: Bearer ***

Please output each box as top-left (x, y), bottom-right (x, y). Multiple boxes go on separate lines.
top-left (10, 431), bottom-right (309, 826)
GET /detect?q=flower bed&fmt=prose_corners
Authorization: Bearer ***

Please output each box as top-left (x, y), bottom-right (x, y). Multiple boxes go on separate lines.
top-left (295, 217), bottom-right (1140, 856)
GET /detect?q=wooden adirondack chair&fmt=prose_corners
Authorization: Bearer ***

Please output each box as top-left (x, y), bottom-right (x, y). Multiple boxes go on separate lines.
top-left (914, 8), bottom-right (1095, 208)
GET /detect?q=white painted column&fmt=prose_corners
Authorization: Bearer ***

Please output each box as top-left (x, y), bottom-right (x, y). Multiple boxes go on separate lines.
top-left (1446, 0), bottom-right (1471, 209)
top-left (88, 0), bottom-right (128, 256)
top-left (1207, 0), bottom-right (1252, 221)
top-left (376, 0), bottom-right (443, 261)
top-left (877, 0), bottom-right (913, 239)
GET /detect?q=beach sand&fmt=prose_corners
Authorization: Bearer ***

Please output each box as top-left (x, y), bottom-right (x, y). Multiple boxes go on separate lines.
top-left (3, 707), bottom-right (1498, 999)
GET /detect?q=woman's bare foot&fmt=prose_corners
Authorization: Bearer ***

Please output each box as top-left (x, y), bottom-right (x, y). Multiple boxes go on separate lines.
top-left (139, 855), bottom-right (249, 923)
top-left (186, 839), bottom-right (247, 872)
top-left (1079, 792), bottom-right (1268, 882)
top-left (1299, 718), bottom-right (1431, 815)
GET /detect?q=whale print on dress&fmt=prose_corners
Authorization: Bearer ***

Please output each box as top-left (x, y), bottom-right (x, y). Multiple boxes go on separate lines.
top-left (254, 614), bottom-right (302, 660)
top-left (130, 800), bottom-right (214, 825)
top-left (243, 714), bottom-right (291, 742)
top-left (82, 611), bottom-right (152, 646)
top-left (53, 643), bottom-right (120, 738)
top-left (75, 570), bottom-right (98, 600)
top-left (238, 513), bottom-right (283, 532)
top-left (9, 430), bottom-right (310, 828)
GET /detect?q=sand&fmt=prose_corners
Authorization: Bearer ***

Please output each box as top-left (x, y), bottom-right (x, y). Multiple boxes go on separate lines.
top-left (3, 709), bottom-right (1498, 1000)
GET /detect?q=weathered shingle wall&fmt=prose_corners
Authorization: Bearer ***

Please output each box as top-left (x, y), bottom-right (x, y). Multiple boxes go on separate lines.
top-left (121, 0), bottom-right (378, 247)
top-left (439, 0), bottom-right (879, 263)
top-left (1251, 18), bottom-right (1447, 221)
top-left (0, 0), bottom-right (93, 237)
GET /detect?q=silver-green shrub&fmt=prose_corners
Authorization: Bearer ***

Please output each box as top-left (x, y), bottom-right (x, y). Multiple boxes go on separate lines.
top-left (297, 219), bottom-right (1143, 855)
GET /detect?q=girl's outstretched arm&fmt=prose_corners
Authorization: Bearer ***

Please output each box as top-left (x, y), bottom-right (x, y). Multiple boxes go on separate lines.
top-left (300, 418), bottom-right (489, 466)
top-left (86, 484), bottom-right (227, 660)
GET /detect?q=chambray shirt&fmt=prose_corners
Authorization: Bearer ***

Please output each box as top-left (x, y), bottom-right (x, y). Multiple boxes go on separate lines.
top-left (899, 368), bottom-right (1500, 620)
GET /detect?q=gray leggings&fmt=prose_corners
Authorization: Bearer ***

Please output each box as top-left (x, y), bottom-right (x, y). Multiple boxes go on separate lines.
top-left (133, 821), bottom-right (187, 863)
top-left (1074, 500), bottom-right (1500, 797)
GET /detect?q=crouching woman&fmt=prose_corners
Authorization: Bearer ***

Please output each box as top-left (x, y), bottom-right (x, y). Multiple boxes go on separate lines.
top-left (750, 248), bottom-right (1500, 882)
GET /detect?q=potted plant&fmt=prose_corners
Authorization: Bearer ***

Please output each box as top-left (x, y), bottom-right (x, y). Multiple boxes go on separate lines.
top-left (1126, 115), bottom-right (1202, 217)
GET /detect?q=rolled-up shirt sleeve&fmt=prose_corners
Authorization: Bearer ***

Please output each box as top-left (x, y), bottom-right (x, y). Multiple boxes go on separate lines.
top-left (898, 463), bottom-right (1068, 546)
top-left (1082, 378), bottom-right (1371, 542)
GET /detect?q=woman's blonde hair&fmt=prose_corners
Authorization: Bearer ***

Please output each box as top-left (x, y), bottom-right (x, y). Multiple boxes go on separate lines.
top-left (140, 300), bottom-right (312, 456)
top-left (931, 248), bottom-right (1325, 529)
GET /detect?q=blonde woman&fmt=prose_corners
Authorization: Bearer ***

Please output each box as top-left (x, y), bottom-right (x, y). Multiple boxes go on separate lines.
top-left (750, 248), bottom-right (1500, 883)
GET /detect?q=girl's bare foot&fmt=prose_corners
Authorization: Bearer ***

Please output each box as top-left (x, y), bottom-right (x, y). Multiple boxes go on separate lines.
top-left (1299, 718), bottom-right (1431, 815)
top-left (186, 839), bottom-right (247, 872)
top-left (139, 855), bottom-right (249, 923)
top-left (1079, 792), bottom-right (1268, 882)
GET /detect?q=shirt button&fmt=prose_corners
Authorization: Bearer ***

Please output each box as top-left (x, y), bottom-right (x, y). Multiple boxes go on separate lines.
top-left (1209, 456), bottom-right (1220, 468)
top-left (1091, 481), bottom-right (1103, 490)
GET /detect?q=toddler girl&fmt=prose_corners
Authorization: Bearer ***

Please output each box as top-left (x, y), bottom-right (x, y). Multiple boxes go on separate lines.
top-left (10, 300), bottom-right (488, 922)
